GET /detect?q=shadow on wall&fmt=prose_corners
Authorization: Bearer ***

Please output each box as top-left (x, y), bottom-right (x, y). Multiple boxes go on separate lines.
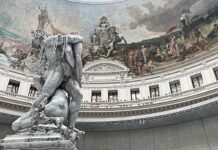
top-left (0, 123), bottom-right (13, 139)
top-left (77, 114), bottom-right (218, 150)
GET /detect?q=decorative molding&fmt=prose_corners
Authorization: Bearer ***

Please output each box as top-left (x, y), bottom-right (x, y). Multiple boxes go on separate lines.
top-left (83, 59), bottom-right (128, 74)
top-left (82, 59), bottom-right (129, 83)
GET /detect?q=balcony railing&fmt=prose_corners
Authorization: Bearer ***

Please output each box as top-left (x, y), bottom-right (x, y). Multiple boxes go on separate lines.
top-left (81, 81), bottom-right (218, 109)
top-left (0, 81), bottom-right (218, 109)
top-left (0, 90), bottom-right (34, 107)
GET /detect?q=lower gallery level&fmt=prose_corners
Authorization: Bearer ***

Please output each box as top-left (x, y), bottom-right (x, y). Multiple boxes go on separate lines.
top-left (0, 114), bottom-right (218, 150)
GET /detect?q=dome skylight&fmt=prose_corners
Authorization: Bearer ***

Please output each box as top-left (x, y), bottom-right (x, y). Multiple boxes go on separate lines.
top-left (67, 0), bottom-right (127, 4)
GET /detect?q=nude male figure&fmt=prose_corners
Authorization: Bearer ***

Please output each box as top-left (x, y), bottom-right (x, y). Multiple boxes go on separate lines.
top-left (12, 32), bottom-right (83, 131)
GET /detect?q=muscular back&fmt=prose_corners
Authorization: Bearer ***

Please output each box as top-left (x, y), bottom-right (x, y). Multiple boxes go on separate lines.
top-left (42, 36), bottom-right (75, 78)
top-left (40, 34), bottom-right (83, 83)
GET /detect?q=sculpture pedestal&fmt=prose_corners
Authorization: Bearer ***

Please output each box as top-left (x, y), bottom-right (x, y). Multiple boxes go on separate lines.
top-left (0, 132), bottom-right (78, 150)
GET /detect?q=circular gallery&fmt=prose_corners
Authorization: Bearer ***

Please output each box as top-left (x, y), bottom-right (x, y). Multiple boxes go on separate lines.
top-left (0, 0), bottom-right (218, 150)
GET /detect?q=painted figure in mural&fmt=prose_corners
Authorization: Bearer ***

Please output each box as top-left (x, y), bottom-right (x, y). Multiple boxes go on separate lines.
top-left (37, 4), bottom-right (49, 31)
top-left (0, 42), bottom-right (12, 65)
top-left (135, 50), bottom-right (144, 75)
top-left (181, 9), bottom-right (191, 39)
top-left (87, 16), bottom-right (127, 61)
top-left (192, 27), bottom-right (205, 43)
top-left (127, 50), bottom-right (135, 67)
top-left (181, 9), bottom-right (190, 28)
top-left (155, 47), bottom-right (165, 62)
top-left (144, 60), bottom-right (154, 74)
top-left (122, 46), bottom-right (129, 67)
top-left (0, 42), bottom-right (6, 56)
top-left (169, 36), bottom-right (178, 57)
top-left (99, 16), bottom-right (110, 29)
top-left (176, 41), bottom-right (186, 61)
top-left (192, 27), bottom-right (209, 51)
top-left (97, 16), bottom-right (110, 47)
top-left (12, 31), bottom-right (84, 141)
top-left (127, 46), bottom-right (155, 75)
top-left (207, 24), bottom-right (218, 40)
top-left (141, 45), bottom-right (148, 63)
top-left (91, 31), bottom-right (99, 45)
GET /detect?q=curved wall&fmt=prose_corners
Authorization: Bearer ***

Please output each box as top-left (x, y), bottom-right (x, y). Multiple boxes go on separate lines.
top-left (1, 114), bottom-right (218, 150)
top-left (77, 114), bottom-right (218, 150)
top-left (0, 123), bottom-right (12, 139)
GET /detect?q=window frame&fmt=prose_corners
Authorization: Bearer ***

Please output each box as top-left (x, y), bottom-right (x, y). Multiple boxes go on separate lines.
top-left (149, 85), bottom-right (160, 98)
top-left (213, 67), bottom-right (218, 80)
top-left (91, 91), bottom-right (101, 102)
top-left (169, 80), bottom-right (181, 94)
top-left (28, 85), bottom-right (38, 97)
top-left (108, 90), bottom-right (118, 102)
top-left (191, 74), bottom-right (203, 88)
top-left (130, 88), bottom-right (140, 101)
top-left (6, 80), bottom-right (20, 94)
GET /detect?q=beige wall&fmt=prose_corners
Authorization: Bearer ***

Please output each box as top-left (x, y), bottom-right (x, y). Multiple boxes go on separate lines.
top-left (77, 114), bottom-right (218, 150)
top-left (1, 114), bottom-right (218, 150)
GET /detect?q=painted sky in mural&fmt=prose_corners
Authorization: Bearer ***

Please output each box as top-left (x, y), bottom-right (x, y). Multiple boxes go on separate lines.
top-left (1, 0), bottom-right (216, 43)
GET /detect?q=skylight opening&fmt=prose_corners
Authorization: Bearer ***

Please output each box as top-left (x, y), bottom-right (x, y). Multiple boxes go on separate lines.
top-left (67, 0), bottom-right (128, 4)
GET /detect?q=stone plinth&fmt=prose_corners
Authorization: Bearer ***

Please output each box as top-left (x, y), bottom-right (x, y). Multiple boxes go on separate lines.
top-left (0, 132), bottom-right (77, 150)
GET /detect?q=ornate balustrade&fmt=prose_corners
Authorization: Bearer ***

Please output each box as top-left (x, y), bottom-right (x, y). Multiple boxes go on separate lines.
top-left (80, 81), bottom-right (218, 109)
top-left (0, 90), bottom-right (33, 107)
top-left (0, 81), bottom-right (217, 111)
top-left (0, 81), bottom-right (218, 110)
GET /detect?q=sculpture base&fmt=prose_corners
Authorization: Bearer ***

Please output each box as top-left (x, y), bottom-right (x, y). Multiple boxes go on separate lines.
top-left (0, 132), bottom-right (77, 150)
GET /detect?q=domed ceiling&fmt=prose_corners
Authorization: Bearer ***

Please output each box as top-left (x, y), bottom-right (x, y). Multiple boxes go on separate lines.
top-left (0, 0), bottom-right (218, 76)
top-left (1, 0), bottom-right (216, 42)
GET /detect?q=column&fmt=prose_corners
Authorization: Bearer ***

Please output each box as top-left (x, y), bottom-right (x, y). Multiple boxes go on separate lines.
top-left (118, 87), bottom-right (131, 101)
top-left (139, 85), bottom-right (150, 99)
top-left (81, 88), bottom-right (92, 102)
top-left (118, 88), bottom-right (126, 101)
top-left (18, 81), bottom-right (31, 96)
top-left (0, 76), bottom-right (10, 91)
top-left (201, 68), bottom-right (217, 84)
top-left (159, 81), bottom-right (171, 96)
top-left (101, 88), bottom-right (108, 102)
top-left (180, 75), bottom-right (193, 91)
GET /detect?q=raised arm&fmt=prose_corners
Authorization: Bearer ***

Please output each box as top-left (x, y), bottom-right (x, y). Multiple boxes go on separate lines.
top-left (63, 35), bottom-right (83, 87)
top-left (73, 42), bottom-right (83, 87)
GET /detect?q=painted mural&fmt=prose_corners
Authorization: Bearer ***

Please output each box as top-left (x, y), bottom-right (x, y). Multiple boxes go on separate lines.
top-left (0, 0), bottom-right (218, 75)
